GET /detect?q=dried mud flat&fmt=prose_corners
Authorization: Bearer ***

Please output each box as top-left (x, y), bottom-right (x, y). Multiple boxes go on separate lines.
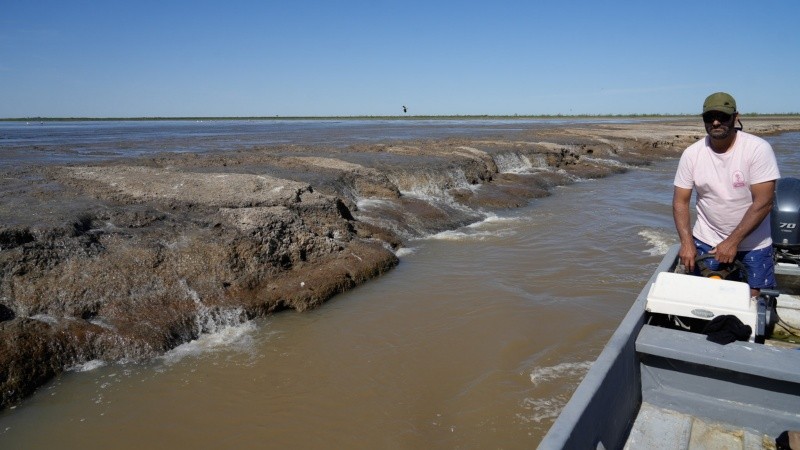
top-left (2, 117), bottom-right (799, 409)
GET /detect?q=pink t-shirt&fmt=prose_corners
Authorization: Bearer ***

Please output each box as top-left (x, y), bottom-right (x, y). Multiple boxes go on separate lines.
top-left (674, 131), bottom-right (780, 251)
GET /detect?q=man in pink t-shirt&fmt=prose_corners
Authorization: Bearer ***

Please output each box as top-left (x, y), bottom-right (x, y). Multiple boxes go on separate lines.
top-left (673, 92), bottom-right (780, 296)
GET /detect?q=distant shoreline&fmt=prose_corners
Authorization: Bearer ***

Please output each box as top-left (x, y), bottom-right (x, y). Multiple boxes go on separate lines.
top-left (3, 113), bottom-right (800, 122)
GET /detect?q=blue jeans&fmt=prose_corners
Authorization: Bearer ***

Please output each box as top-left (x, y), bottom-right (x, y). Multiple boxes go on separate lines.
top-left (694, 238), bottom-right (777, 290)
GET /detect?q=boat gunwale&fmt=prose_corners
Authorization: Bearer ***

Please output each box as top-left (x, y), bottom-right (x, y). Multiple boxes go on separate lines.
top-left (537, 245), bottom-right (680, 449)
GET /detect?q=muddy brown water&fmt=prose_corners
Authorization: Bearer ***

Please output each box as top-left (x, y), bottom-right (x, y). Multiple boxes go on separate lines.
top-left (1, 128), bottom-right (798, 449)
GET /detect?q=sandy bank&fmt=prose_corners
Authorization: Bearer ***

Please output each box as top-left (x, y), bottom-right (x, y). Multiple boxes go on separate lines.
top-left (1, 117), bottom-right (799, 409)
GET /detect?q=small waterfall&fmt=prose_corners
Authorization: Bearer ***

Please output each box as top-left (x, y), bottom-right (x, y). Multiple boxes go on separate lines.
top-left (180, 279), bottom-right (248, 336)
top-left (388, 167), bottom-right (476, 200)
top-left (493, 152), bottom-right (549, 174)
top-left (354, 168), bottom-right (488, 239)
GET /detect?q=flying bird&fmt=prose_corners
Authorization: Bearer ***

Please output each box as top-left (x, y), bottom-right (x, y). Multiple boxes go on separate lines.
top-left (402, 105), bottom-right (407, 113)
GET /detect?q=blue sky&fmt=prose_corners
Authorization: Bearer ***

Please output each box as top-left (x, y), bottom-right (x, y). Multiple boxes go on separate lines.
top-left (1, 1), bottom-right (798, 117)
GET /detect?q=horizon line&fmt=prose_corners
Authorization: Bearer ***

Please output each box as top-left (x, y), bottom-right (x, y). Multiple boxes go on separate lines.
top-left (3, 112), bottom-right (799, 122)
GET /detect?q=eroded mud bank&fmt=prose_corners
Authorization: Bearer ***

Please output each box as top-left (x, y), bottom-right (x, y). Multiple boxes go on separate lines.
top-left (2, 118), bottom-right (799, 409)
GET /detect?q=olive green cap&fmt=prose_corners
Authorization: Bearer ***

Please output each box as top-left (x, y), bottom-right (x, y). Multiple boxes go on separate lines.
top-left (702, 92), bottom-right (737, 115)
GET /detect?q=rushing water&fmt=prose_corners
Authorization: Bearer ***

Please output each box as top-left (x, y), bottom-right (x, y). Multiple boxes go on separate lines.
top-left (0, 124), bottom-right (798, 449)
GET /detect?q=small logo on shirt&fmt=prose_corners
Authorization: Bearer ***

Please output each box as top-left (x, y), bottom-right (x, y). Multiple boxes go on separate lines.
top-left (732, 171), bottom-right (746, 188)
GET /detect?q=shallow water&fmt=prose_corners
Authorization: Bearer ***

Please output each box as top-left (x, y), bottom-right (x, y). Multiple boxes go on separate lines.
top-left (0, 118), bottom-right (641, 169)
top-left (0, 129), bottom-right (797, 449)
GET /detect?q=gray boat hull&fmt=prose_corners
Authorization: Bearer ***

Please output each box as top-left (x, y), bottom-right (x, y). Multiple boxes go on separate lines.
top-left (539, 245), bottom-right (800, 449)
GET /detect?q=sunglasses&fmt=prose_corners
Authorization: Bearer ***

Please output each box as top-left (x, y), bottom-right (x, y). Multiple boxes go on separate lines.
top-left (702, 112), bottom-right (734, 123)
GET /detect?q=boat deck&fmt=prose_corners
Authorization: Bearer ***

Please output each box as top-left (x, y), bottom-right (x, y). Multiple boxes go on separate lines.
top-left (629, 324), bottom-right (800, 450)
top-left (625, 402), bottom-right (776, 449)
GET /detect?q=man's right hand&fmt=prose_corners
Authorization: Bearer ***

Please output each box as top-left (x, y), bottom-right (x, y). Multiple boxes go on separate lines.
top-left (679, 242), bottom-right (697, 273)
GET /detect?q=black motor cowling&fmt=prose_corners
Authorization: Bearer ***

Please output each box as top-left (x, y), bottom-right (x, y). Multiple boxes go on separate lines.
top-left (771, 177), bottom-right (800, 252)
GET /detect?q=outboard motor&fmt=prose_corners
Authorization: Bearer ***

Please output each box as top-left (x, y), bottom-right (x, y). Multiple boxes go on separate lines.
top-left (771, 177), bottom-right (800, 264)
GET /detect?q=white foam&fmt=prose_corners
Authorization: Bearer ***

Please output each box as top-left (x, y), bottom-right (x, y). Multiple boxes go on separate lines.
top-left (529, 360), bottom-right (593, 386)
top-left (69, 359), bottom-right (107, 372)
top-left (430, 229), bottom-right (478, 241)
top-left (429, 227), bottom-right (516, 241)
top-left (517, 360), bottom-right (595, 424)
top-left (517, 394), bottom-right (571, 424)
top-left (582, 156), bottom-right (639, 170)
top-left (160, 321), bottom-right (257, 366)
top-left (425, 212), bottom-right (521, 241)
top-left (394, 247), bottom-right (416, 257)
top-left (638, 228), bottom-right (676, 256)
top-left (470, 212), bottom-right (518, 226)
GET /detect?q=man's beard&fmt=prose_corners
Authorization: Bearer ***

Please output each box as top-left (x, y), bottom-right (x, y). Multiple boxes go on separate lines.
top-left (707, 122), bottom-right (735, 140)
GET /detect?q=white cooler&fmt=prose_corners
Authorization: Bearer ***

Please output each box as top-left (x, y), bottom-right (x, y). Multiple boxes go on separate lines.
top-left (645, 272), bottom-right (757, 340)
